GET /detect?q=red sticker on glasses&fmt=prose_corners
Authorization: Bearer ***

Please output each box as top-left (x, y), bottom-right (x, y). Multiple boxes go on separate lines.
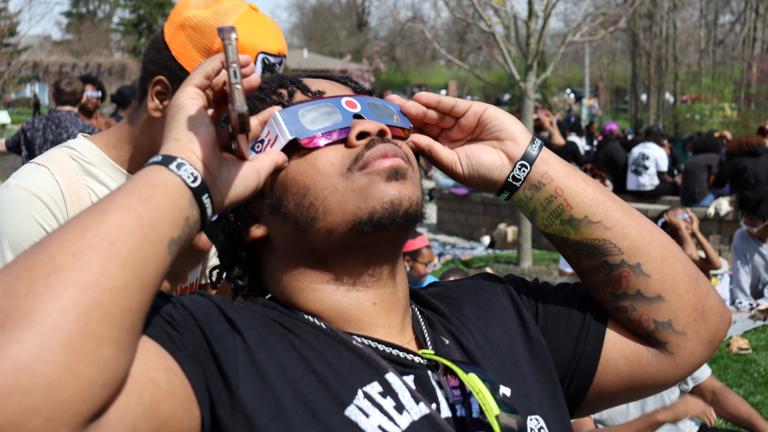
top-left (341, 97), bottom-right (361, 113)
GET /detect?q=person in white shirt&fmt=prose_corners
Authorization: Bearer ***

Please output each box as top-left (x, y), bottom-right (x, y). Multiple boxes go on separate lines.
top-left (572, 364), bottom-right (768, 432)
top-left (627, 125), bottom-right (680, 198)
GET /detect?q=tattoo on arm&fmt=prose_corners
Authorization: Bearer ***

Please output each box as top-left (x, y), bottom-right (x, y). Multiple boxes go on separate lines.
top-left (556, 215), bottom-right (610, 234)
top-left (552, 236), bottom-right (624, 259)
top-left (166, 215), bottom-right (197, 257)
top-left (584, 259), bottom-right (651, 279)
top-left (513, 169), bottom-right (688, 353)
top-left (605, 289), bottom-right (663, 304)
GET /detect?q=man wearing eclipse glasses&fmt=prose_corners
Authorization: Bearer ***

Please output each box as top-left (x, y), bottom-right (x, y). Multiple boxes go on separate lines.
top-left (0, 55), bottom-right (731, 432)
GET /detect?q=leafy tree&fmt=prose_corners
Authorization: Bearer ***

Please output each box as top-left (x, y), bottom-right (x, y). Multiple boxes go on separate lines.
top-left (115, 0), bottom-right (173, 58)
top-left (289, 0), bottom-right (373, 61)
top-left (0, 0), bottom-right (22, 93)
top-left (0, 0), bottom-right (19, 58)
top-left (61, 0), bottom-right (120, 57)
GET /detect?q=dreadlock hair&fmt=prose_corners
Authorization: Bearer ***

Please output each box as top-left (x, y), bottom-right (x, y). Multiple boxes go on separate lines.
top-left (206, 72), bottom-right (374, 300)
top-left (737, 187), bottom-right (768, 221)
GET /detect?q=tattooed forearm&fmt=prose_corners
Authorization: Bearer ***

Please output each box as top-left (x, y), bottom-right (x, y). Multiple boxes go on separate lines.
top-left (605, 289), bottom-right (663, 304)
top-left (167, 215), bottom-right (197, 256)
top-left (556, 215), bottom-right (609, 234)
top-left (552, 236), bottom-right (624, 259)
top-left (513, 170), bottom-right (610, 237)
top-left (584, 259), bottom-right (651, 280)
top-left (653, 319), bottom-right (685, 335)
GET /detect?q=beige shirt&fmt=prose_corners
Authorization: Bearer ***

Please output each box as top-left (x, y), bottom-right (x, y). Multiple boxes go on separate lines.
top-left (0, 135), bottom-right (216, 290)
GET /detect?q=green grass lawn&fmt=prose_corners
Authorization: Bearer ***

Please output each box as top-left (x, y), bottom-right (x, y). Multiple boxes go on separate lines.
top-left (435, 249), bottom-right (560, 277)
top-left (710, 325), bottom-right (768, 425)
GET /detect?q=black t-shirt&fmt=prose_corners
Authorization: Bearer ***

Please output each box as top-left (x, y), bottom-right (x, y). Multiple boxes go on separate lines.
top-left (553, 141), bottom-right (584, 166)
top-left (712, 147), bottom-right (768, 194)
top-left (593, 138), bottom-right (627, 193)
top-left (680, 153), bottom-right (719, 205)
top-left (145, 273), bottom-right (607, 432)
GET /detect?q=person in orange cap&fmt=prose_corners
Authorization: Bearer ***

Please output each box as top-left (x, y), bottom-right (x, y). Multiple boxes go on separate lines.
top-left (0, 0), bottom-right (287, 297)
top-left (164, 0), bottom-right (287, 76)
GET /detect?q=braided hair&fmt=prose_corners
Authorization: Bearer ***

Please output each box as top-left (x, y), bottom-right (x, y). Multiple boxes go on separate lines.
top-left (206, 72), bottom-right (374, 300)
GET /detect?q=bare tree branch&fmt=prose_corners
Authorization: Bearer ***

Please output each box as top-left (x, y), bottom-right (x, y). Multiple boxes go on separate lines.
top-left (439, 0), bottom-right (494, 34)
top-left (469, 0), bottom-right (522, 84)
top-left (531, 0), bottom-right (561, 68)
top-left (407, 21), bottom-right (512, 88)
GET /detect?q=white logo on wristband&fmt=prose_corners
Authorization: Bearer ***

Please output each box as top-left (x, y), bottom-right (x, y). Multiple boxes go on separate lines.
top-left (507, 161), bottom-right (531, 187)
top-left (201, 193), bottom-right (213, 219)
top-left (169, 159), bottom-right (202, 188)
top-left (528, 137), bottom-right (542, 154)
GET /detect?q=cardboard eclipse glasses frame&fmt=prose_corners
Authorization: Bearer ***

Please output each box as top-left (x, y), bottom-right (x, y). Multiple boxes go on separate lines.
top-left (250, 95), bottom-right (413, 156)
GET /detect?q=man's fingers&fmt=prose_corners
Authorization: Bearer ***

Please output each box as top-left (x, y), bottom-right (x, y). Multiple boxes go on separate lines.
top-left (180, 54), bottom-right (256, 102)
top-left (248, 106), bottom-right (282, 141)
top-left (413, 92), bottom-right (473, 118)
top-left (238, 151), bottom-right (288, 191)
top-left (215, 150), bottom-right (288, 211)
top-left (409, 134), bottom-right (462, 177)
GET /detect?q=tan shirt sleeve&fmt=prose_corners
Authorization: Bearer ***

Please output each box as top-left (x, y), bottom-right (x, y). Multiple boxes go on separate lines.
top-left (0, 163), bottom-right (68, 267)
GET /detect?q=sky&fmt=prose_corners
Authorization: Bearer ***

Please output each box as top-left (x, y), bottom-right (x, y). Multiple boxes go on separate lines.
top-left (11, 0), bottom-right (289, 40)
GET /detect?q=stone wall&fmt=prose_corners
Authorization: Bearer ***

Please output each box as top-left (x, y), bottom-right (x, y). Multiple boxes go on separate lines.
top-left (434, 190), bottom-right (740, 260)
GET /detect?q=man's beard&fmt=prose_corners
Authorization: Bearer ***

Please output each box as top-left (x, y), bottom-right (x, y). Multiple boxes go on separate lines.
top-left (266, 188), bottom-right (424, 237)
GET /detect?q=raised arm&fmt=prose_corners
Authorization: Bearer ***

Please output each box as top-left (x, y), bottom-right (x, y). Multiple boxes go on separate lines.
top-left (688, 210), bottom-right (722, 273)
top-left (390, 93), bottom-right (731, 415)
top-left (0, 55), bottom-right (287, 431)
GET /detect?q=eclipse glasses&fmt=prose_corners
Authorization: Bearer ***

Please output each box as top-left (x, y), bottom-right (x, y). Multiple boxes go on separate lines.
top-left (250, 95), bottom-right (412, 156)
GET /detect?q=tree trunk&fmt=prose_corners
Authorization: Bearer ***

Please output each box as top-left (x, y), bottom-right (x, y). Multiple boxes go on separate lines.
top-left (648, 0), bottom-right (658, 125)
top-left (698, 0), bottom-right (706, 99)
top-left (671, 0), bottom-right (680, 135)
top-left (517, 73), bottom-right (536, 269)
top-left (629, 11), bottom-right (641, 131)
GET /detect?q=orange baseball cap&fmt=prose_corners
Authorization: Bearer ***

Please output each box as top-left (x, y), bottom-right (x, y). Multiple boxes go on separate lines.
top-left (164, 0), bottom-right (288, 73)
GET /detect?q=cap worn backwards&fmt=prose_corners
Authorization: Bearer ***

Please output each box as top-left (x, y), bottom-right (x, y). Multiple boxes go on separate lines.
top-left (164, 0), bottom-right (288, 73)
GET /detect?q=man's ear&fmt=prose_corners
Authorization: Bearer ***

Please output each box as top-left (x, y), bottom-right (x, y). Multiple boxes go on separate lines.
top-left (145, 76), bottom-right (173, 118)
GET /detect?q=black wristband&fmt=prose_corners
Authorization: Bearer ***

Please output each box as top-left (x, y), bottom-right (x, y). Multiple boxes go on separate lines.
top-left (145, 154), bottom-right (214, 229)
top-left (496, 136), bottom-right (543, 201)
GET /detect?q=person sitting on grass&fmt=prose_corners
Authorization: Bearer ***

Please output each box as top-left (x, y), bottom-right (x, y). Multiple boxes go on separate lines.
top-left (656, 207), bottom-right (729, 304)
top-left (731, 187), bottom-right (768, 312)
top-left (657, 208), bottom-right (722, 274)
top-left (571, 363), bottom-right (768, 432)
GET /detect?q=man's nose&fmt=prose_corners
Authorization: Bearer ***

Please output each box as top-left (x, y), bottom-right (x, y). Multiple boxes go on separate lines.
top-left (346, 117), bottom-right (392, 147)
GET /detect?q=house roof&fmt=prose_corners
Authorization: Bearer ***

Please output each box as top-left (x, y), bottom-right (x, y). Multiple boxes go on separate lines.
top-left (286, 47), bottom-right (366, 73)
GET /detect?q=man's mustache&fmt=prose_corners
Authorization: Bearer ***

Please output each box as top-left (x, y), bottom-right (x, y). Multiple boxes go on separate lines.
top-left (347, 137), bottom-right (413, 173)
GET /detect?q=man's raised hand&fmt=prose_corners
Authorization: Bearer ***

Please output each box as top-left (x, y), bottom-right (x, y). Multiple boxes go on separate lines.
top-left (388, 92), bottom-right (532, 193)
top-left (159, 53), bottom-right (287, 213)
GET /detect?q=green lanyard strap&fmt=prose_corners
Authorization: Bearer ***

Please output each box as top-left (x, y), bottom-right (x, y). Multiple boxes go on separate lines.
top-left (418, 349), bottom-right (502, 432)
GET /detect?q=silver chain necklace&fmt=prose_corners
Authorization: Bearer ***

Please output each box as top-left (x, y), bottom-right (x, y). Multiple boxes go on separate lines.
top-left (280, 297), bottom-right (434, 366)
top-left (349, 305), bottom-right (433, 366)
